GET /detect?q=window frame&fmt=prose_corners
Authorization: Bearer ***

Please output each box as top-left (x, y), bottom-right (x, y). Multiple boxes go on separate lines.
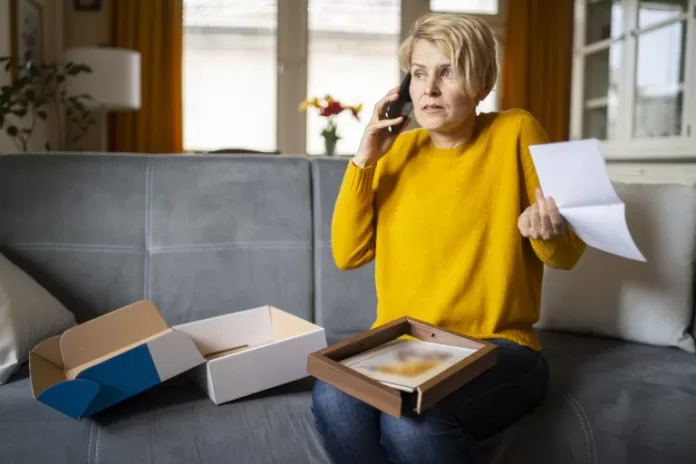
top-left (570, 0), bottom-right (696, 161)
top-left (184, 0), bottom-right (507, 154)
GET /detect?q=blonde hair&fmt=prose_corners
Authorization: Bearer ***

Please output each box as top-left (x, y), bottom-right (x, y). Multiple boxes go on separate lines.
top-left (398, 13), bottom-right (498, 101)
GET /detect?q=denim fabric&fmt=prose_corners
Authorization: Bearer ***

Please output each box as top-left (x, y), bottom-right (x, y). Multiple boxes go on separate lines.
top-left (312, 339), bottom-right (549, 464)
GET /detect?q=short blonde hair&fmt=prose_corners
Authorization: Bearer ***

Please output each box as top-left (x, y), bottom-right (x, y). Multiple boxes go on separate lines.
top-left (398, 13), bottom-right (498, 101)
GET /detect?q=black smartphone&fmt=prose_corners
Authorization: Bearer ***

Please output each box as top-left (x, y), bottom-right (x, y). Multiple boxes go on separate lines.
top-left (384, 73), bottom-right (413, 134)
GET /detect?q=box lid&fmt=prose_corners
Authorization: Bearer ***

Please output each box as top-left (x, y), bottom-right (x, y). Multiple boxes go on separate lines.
top-left (29, 300), bottom-right (205, 419)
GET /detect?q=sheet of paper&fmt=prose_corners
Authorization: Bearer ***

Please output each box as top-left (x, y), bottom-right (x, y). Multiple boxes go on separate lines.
top-left (529, 139), bottom-right (646, 262)
top-left (560, 204), bottom-right (646, 261)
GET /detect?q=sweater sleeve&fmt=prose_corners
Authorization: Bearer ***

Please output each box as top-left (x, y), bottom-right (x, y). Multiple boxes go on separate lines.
top-left (517, 111), bottom-right (586, 270)
top-left (330, 160), bottom-right (378, 270)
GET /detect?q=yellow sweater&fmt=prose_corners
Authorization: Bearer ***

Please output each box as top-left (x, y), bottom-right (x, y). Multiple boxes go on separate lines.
top-left (331, 109), bottom-right (586, 351)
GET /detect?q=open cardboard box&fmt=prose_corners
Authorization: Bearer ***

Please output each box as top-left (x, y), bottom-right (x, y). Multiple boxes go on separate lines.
top-left (173, 305), bottom-right (327, 404)
top-left (307, 316), bottom-right (498, 417)
top-left (29, 300), bottom-right (206, 419)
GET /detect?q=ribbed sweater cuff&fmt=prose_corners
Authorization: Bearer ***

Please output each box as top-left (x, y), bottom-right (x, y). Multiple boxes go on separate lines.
top-left (346, 160), bottom-right (376, 195)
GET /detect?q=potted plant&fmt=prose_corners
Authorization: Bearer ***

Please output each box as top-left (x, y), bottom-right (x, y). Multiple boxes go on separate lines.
top-left (0, 51), bottom-right (96, 153)
top-left (299, 95), bottom-right (362, 156)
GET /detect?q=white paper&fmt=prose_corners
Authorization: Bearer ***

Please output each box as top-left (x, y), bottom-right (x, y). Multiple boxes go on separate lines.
top-left (529, 139), bottom-right (646, 262)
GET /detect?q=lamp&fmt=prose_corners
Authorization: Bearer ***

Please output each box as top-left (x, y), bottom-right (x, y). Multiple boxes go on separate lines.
top-left (63, 46), bottom-right (141, 151)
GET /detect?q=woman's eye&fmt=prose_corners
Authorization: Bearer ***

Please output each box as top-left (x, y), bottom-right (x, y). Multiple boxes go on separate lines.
top-left (414, 71), bottom-right (425, 80)
top-left (442, 69), bottom-right (453, 78)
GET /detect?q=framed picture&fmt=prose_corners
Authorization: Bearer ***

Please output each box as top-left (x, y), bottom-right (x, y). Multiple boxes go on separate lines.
top-left (74, 0), bottom-right (102, 11)
top-left (9, 0), bottom-right (44, 81)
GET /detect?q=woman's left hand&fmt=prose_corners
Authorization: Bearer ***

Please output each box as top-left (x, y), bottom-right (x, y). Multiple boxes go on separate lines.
top-left (518, 188), bottom-right (567, 240)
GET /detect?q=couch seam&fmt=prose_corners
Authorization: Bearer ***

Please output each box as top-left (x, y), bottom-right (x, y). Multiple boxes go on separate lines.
top-left (3, 243), bottom-right (142, 252)
top-left (310, 160), bottom-right (321, 326)
top-left (95, 423), bottom-right (101, 464)
top-left (145, 157), bottom-right (153, 300)
top-left (147, 241), bottom-right (311, 253)
top-left (87, 421), bottom-right (92, 464)
top-left (563, 393), bottom-right (597, 464)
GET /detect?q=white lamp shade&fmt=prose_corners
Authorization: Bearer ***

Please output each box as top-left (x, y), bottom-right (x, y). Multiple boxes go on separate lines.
top-left (64, 47), bottom-right (141, 111)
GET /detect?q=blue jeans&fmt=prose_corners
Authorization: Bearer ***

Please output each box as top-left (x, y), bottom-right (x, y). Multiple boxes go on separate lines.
top-left (311, 339), bottom-right (549, 464)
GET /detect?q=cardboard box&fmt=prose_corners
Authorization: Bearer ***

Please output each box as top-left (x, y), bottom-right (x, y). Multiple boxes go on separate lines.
top-left (29, 300), bottom-right (206, 419)
top-left (307, 316), bottom-right (498, 417)
top-left (173, 305), bottom-right (327, 404)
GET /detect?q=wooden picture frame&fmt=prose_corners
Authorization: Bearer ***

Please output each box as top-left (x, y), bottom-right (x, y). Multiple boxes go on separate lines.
top-left (307, 316), bottom-right (498, 417)
top-left (9, 0), bottom-right (44, 81)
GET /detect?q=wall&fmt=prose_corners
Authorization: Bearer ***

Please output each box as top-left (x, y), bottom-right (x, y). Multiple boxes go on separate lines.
top-left (0, 0), bottom-right (64, 154)
top-left (63, 0), bottom-right (111, 151)
top-left (64, 0), bottom-right (110, 48)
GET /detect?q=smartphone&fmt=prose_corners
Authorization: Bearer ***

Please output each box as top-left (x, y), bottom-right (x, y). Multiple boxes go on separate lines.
top-left (384, 73), bottom-right (413, 134)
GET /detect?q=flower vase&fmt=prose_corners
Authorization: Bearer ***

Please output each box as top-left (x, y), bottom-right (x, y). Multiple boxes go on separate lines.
top-left (323, 134), bottom-right (338, 156)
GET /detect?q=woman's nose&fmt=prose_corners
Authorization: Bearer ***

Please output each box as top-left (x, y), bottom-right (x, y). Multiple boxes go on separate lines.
top-left (425, 85), bottom-right (440, 96)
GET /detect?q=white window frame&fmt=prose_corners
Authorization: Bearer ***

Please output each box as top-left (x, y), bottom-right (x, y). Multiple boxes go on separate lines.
top-left (570, 0), bottom-right (696, 161)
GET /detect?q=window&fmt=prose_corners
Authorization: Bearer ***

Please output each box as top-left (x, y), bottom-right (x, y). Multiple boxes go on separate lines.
top-left (183, 1), bottom-right (277, 152)
top-left (306, 1), bottom-right (401, 155)
top-left (571, 0), bottom-right (696, 160)
top-left (182, 0), bottom-right (508, 154)
top-left (430, 0), bottom-right (498, 15)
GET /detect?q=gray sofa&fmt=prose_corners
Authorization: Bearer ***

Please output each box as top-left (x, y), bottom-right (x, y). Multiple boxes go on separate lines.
top-left (1, 152), bottom-right (695, 463)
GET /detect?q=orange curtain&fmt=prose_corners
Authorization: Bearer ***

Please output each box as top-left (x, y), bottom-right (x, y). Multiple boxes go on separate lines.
top-left (108, 0), bottom-right (183, 153)
top-left (500, 0), bottom-right (574, 142)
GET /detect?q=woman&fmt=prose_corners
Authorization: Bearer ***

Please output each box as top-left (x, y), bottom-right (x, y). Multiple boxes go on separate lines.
top-left (312, 12), bottom-right (586, 464)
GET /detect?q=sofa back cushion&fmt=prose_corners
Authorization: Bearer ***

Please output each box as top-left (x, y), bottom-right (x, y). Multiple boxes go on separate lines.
top-left (0, 154), bottom-right (314, 325)
top-left (311, 158), bottom-right (377, 344)
top-left (537, 182), bottom-right (696, 352)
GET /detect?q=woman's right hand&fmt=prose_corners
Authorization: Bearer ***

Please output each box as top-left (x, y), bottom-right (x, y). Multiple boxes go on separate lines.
top-left (352, 87), bottom-right (410, 168)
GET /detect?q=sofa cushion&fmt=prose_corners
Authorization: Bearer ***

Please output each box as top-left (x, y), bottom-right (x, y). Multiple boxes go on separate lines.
top-left (531, 330), bottom-right (696, 464)
top-left (0, 154), bottom-right (315, 326)
top-left (484, 329), bottom-right (696, 464)
top-left (1, 369), bottom-right (331, 464)
top-left (0, 154), bottom-right (149, 322)
top-left (4, 331), bottom-right (694, 464)
top-left (0, 253), bottom-right (75, 384)
top-left (310, 158), bottom-right (377, 344)
top-left (538, 182), bottom-right (696, 352)
top-left (147, 155), bottom-right (314, 324)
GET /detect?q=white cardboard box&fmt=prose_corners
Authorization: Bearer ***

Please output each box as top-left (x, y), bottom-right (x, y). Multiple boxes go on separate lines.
top-left (173, 305), bottom-right (327, 404)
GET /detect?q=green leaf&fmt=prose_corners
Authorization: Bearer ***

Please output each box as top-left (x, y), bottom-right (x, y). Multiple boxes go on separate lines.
top-left (7, 125), bottom-right (18, 136)
top-left (37, 110), bottom-right (48, 120)
top-left (44, 142), bottom-right (51, 151)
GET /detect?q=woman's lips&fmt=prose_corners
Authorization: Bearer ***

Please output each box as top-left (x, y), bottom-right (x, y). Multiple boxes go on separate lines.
top-left (421, 105), bottom-right (443, 113)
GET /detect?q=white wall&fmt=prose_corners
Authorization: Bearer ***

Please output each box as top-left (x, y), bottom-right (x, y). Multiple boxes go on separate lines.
top-left (0, 0), bottom-right (64, 154)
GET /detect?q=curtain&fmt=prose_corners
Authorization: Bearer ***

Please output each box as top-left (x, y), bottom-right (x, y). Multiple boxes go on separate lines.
top-left (500, 0), bottom-right (575, 142)
top-left (109, 0), bottom-right (183, 153)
